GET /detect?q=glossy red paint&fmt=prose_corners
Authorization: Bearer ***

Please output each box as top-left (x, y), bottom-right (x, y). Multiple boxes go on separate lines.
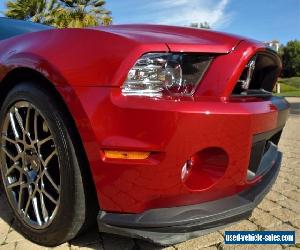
top-left (0, 24), bottom-right (285, 213)
top-left (68, 86), bottom-right (282, 213)
top-left (94, 24), bottom-right (243, 53)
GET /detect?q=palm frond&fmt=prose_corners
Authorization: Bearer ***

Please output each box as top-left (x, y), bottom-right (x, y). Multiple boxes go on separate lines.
top-left (5, 0), bottom-right (112, 28)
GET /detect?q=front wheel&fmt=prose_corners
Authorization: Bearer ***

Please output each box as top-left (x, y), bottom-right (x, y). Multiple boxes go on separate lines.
top-left (0, 82), bottom-right (88, 246)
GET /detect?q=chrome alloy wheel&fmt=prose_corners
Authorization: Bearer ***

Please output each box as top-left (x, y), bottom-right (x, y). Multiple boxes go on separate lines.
top-left (0, 101), bottom-right (60, 229)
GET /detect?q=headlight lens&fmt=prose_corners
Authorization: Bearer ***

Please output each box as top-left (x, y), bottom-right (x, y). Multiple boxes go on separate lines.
top-left (122, 53), bottom-right (213, 97)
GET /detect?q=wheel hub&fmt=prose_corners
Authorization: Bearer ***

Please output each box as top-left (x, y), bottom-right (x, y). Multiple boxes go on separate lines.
top-left (24, 147), bottom-right (41, 183)
top-left (24, 150), bottom-right (41, 172)
top-left (26, 169), bottom-right (38, 183)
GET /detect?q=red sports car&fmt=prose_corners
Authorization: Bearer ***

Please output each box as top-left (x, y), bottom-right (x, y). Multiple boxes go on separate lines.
top-left (0, 17), bottom-right (289, 246)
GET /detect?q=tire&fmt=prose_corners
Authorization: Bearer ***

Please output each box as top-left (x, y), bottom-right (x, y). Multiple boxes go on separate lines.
top-left (0, 82), bottom-right (88, 246)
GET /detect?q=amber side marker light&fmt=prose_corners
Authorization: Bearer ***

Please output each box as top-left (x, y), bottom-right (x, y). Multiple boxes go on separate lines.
top-left (103, 150), bottom-right (151, 160)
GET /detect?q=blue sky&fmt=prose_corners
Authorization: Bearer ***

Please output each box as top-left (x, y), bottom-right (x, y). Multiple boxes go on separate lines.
top-left (0, 0), bottom-right (299, 44)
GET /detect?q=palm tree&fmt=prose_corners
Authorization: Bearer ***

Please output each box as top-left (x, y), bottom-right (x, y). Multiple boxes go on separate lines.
top-left (53, 0), bottom-right (112, 28)
top-left (5, 0), bottom-right (112, 27)
top-left (5, 0), bottom-right (58, 23)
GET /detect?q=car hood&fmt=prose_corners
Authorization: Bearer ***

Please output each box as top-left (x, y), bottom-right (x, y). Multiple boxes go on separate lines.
top-left (93, 24), bottom-right (244, 54)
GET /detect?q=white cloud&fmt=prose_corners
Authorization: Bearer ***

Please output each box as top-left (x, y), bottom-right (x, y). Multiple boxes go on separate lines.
top-left (135, 0), bottom-right (232, 28)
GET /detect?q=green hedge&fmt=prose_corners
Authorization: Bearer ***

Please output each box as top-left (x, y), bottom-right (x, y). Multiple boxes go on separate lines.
top-left (275, 77), bottom-right (300, 97)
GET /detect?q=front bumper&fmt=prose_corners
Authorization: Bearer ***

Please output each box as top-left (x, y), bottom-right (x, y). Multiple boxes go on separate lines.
top-left (71, 87), bottom-right (289, 213)
top-left (98, 144), bottom-right (282, 245)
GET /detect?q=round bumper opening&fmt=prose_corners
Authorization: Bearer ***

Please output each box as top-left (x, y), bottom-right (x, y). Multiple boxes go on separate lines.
top-left (182, 147), bottom-right (229, 190)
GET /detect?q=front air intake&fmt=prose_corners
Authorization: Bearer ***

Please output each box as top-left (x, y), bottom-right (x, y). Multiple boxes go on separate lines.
top-left (232, 50), bottom-right (282, 96)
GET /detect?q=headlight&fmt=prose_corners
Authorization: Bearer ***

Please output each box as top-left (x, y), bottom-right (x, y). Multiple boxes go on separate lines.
top-left (122, 53), bottom-right (213, 97)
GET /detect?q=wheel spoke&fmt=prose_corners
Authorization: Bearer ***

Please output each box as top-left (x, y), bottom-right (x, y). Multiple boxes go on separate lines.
top-left (3, 135), bottom-right (22, 153)
top-left (37, 135), bottom-right (53, 148)
top-left (39, 183), bottom-right (49, 222)
top-left (42, 149), bottom-right (57, 167)
top-left (2, 135), bottom-right (18, 145)
top-left (5, 163), bottom-right (23, 177)
top-left (2, 146), bottom-right (18, 162)
top-left (7, 180), bottom-right (24, 189)
top-left (25, 107), bottom-right (31, 135)
top-left (7, 181), bottom-right (18, 189)
top-left (24, 185), bottom-right (35, 217)
top-left (42, 189), bottom-right (58, 205)
top-left (18, 178), bottom-right (24, 211)
top-left (44, 171), bottom-right (59, 192)
top-left (9, 112), bottom-right (20, 139)
top-left (24, 198), bottom-right (31, 218)
top-left (14, 107), bottom-right (25, 134)
top-left (32, 196), bottom-right (42, 226)
top-left (33, 110), bottom-right (38, 141)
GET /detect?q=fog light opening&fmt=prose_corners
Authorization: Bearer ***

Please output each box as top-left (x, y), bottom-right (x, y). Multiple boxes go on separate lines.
top-left (182, 148), bottom-right (229, 190)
